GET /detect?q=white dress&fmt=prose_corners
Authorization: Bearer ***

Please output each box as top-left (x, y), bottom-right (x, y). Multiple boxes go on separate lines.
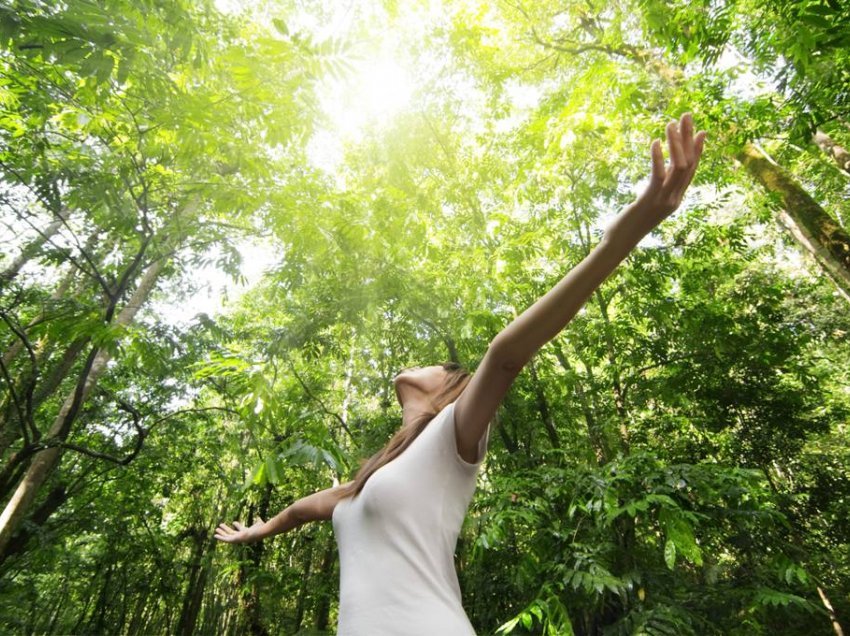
top-left (332, 400), bottom-right (491, 635)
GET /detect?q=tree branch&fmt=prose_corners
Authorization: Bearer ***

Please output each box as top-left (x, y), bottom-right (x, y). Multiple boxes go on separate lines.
top-left (0, 309), bottom-right (40, 442)
top-left (286, 360), bottom-right (355, 443)
top-left (0, 345), bottom-right (28, 446)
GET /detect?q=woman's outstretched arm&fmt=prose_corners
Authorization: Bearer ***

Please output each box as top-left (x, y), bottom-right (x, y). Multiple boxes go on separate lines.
top-left (454, 113), bottom-right (705, 459)
top-left (215, 482), bottom-right (350, 544)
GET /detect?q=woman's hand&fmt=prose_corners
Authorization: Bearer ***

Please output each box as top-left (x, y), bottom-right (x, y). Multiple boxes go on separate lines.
top-left (214, 517), bottom-right (266, 545)
top-left (606, 112), bottom-right (706, 243)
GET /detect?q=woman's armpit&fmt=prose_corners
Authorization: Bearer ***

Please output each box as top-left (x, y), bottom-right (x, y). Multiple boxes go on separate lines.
top-left (449, 402), bottom-right (490, 471)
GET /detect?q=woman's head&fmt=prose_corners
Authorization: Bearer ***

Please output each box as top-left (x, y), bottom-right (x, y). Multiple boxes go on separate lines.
top-left (337, 361), bottom-right (471, 501)
top-left (392, 361), bottom-right (470, 411)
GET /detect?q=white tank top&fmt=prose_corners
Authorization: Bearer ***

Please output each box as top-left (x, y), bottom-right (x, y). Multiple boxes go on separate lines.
top-left (332, 400), bottom-right (491, 635)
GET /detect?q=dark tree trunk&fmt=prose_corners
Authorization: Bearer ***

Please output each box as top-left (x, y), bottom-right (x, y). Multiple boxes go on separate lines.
top-left (593, 288), bottom-right (630, 453)
top-left (293, 533), bottom-right (315, 632)
top-left (314, 538), bottom-right (337, 632)
top-left (90, 561), bottom-right (114, 635)
top-left (552, 342), bottom-right (609, 464)
top-left (127, 588), bottom-right (150, 636)
top-left (177, 527), bottom-right (210, 636)
top-left (2, 483), bottom-right (67, 559)
top-left (528, 358), bottom-right (560, 449)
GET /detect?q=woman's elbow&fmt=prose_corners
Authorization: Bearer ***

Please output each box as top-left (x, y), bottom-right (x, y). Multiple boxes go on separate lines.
top-left (487, 336), bottom-right (530, 373)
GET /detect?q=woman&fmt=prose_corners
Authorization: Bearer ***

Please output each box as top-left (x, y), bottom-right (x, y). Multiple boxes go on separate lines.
top-left (216, 113), bottom-right (707, 634)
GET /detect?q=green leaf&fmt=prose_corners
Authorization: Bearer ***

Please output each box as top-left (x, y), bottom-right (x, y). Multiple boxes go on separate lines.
top-left (265, 455), bottom-right (280, 484)
top-left (799, 13), bottom-right (832, 29)
top-left (273, 18), bottom-right (289, 36)
top-left (664, 539), bottom-right (676, 570)
top-left (753, 587), bottom-right (819, 612)
top-left (250, 462), bottom-right (266, 487)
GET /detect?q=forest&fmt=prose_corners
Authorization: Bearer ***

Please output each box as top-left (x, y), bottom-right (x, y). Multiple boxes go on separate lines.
top-left (0, 0), bottom-right (849, 634)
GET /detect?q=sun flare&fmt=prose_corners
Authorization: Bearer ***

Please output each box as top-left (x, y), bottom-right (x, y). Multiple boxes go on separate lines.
top-left (321, 51), bottom-right (415, 139)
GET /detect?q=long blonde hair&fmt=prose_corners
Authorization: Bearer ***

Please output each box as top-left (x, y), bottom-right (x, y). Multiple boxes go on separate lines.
top-left (336, 362), bottom-right (471, 501)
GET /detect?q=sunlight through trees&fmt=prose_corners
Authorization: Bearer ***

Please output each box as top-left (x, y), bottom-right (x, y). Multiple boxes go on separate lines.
top-left (1, 0), bottom-right (849, 634)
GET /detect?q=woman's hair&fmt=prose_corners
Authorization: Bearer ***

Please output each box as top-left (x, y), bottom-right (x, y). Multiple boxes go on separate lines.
top-left (336, 362), bottom-right (471, 501)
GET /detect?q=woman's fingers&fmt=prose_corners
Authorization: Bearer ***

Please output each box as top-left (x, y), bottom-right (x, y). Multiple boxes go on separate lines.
top-left (627, 113), bottom-right (707, 228)
top-left (695, 130), bottom-right (706, 159)
top-left (679, 128), bottom-right (705, 178)
top-left (650, 139), bottom-right (665, 185)
top-left (214, 521), bottom-right (248, 541)
top-left (680, 112), bottom-right (694, 159)
top-left (666, 119), bottom-right (685, 172)
top-left (669, 129), bottom-right (706, 201)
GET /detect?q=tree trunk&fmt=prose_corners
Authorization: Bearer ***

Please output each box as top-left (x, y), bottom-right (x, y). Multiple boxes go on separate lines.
top-left (127, 588), bottom-right (150, 636)
top-left (0, 256), bottom-right (168, 559)
top-left (0, 269), bottom-right (77, 458)
top-left (45, 571), bottom-right (71, 634)
top-left (545, 31), bottom-right (850, 304)
top-left (0, 260), bottom-right (75, 370)
top-left (237, 488), bottom-right (272, 636)
top-left (552, 342), bottom-right (610, 463)
top-left (738, 143), bottom-right (850, 301)
top-left (89, 561), bottom-right (115, 635)
top-left (0, 211), bottom-right (65, 284)
top-left (177, 527), bottom-right (211, 636)
top-left (813, 130), bottom-right (850, 175)
top-left (817, 585), bottom-right (845, 636)
top-left (293, 535), bottom-right (315, 632)
top-left (2, 483), bottom-right (66, 559)
top-left (69, 560), bottom-right (100, 634)
top-left (0, 337), bottom-right (89, 460)
top-left (527, 358), bottom-right (560, 449)
top-left (494, 410), bottom-right (517, 454)
top-left (177, 503), bottom-right (225, 636)
top-left (0, 232), bottom-right (96, 450)
top-left (593, 288), bottom-right (630, 453)
top-left (314, 538), bottom-right (337, 632)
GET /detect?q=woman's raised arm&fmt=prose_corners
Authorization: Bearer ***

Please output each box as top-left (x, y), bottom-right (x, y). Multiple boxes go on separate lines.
top-left (454, 113), bottom-right (705, 459)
